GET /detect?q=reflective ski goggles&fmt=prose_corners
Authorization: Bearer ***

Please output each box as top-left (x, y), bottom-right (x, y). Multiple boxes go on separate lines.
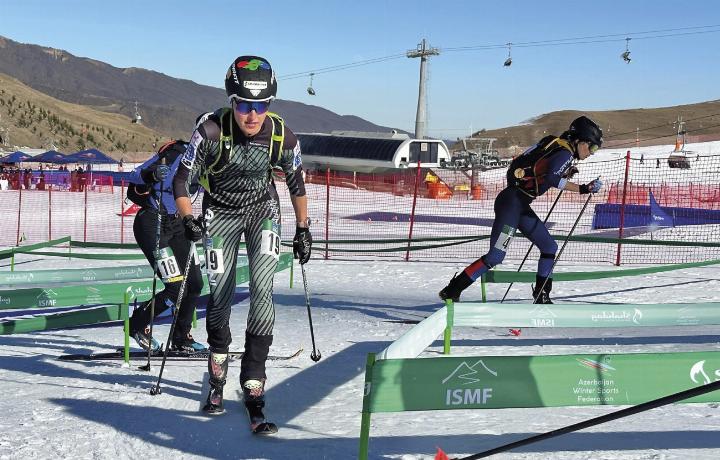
top-left (589, 143), bottom-right (600, 154)
top-left (232, 99), bottom-right (271, 115)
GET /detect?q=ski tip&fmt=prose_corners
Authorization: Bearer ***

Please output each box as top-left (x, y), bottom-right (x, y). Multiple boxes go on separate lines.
top-left (435, 447), bottom-right (450, 460)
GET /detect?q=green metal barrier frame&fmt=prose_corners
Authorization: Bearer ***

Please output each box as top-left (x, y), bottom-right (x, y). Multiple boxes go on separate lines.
top-left (1, 253), bottom-right (294, 365)
top-left (359, 256), bottom-right (720, 460)
top-left (359, 349), bottom-right (720, 459)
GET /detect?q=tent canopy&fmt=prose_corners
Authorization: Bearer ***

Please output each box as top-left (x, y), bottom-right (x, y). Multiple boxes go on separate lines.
top-left (0, 151), bottom-right (32, 163)
top-left (27, 150), bottom-right (69, 164)
top-left (64, 148), bottom-right (118, 164)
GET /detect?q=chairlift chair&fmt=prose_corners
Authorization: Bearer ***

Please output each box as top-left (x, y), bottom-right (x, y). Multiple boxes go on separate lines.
top-left (621, 38), bottom-right (632, 63)
top-left (307, 73), bottom-right (316, 95)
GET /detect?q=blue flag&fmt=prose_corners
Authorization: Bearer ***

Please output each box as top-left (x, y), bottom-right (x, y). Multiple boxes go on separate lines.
top-left (649, 191), bottom-right (674, 228)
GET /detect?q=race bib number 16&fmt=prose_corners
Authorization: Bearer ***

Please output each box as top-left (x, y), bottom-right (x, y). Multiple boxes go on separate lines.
top-left (155, 247), bottom-right (182, 282)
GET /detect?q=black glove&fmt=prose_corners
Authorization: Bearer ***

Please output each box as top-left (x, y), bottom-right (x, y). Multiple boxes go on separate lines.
top-left (579, 178), bottom-right (603, 195)
top-left (182, 215), bottom-right (204, 242)
top-left (293, 226), bottom-right (312, 265)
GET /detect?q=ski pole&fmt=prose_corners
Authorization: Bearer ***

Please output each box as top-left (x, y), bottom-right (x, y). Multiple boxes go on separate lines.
top-left (300, 263), bottom-right (321, 362)
top-left (453, 379), bottom-right (720, 460)
top-left (533, 190), bottom-right (594, 303)
top-left (500, 190), bottom-right (563, 303)
top-left (141, 156), bottom-right (166, 372)
top-left (150, 242), bottom-right (197, 396)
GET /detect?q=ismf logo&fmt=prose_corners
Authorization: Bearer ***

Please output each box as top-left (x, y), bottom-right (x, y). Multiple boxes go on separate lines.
top-left (442, 360), bottom-right (498, 406)
top-left (237, 59), bottom-right (271, 71)
top-left (690, 360), bottom-right (720, 385)
top-left (529, 304), bottom-right (557, 327)
top-left (37, 289), bottom-right (58, 307)
top-left (576, 357), bottom-right (616, 374)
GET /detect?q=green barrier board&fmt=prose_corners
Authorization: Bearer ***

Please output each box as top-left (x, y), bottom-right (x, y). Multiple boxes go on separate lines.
top-left (0, 253), bottom-right (293, 333)
top-left (483, 258), bottom-right (720, 283)
top-left (0, 305), bottom-right (125, 335)
top-left (366, 351), bottom-right (720, 413)
top-left (0, 265), bottom-right (153, 286)
top-left (454, 302), bottom-right (720, 328)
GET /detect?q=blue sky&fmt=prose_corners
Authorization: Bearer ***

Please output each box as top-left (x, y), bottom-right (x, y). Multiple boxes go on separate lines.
top-left (2, 0), bottom-right (720, 138)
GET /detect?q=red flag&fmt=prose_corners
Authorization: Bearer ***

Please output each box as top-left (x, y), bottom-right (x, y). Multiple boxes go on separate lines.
top-left (435, 447), bottom-right (450, 460)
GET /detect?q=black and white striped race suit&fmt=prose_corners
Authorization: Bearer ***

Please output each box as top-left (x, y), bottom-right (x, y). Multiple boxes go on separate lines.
top-left (173, 112), bottom-right (306, 382)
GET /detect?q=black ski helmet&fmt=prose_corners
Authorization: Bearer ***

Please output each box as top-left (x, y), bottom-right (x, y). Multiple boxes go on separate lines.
top-left (566, 116), bottom-right (603, 147)
top-left (225, 56), bottom-right (277, 102)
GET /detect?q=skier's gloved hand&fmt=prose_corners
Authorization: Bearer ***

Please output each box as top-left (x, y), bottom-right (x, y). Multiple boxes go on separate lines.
top-left (293, 226), bottom-right (312, 265)
top-left (182, 215), bottom-right (204, 242)
top-left (151, 164), bottom-right (170, 182)
top-left (579, 178), bottom-right (603, 194)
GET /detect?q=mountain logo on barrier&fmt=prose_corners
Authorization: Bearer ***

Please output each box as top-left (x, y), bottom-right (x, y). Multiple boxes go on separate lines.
top-left (81, 270), bottom-right (97, 281)
top-left (442, 360), bottom-right (498, 385)
top-left (529, 305), bottom-right (557, 326)
top-left (442, 360), bottom-right (498, 407)
top-left (576, 358), bottom-right (616, 374)
top-left (0, 296), bottom-right (10, 305)
top-left (36, 289), bottom-right (58, 307)
top-left (690, 360), bottom-right (719, 385)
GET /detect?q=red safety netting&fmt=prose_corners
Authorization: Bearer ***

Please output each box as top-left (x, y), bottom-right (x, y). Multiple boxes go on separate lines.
top-left (2, 153), bottom-right (719, 265)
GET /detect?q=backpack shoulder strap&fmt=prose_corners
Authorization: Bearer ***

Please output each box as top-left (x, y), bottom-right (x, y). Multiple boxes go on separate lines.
top-left (266, 112), bottom-right (285, 165)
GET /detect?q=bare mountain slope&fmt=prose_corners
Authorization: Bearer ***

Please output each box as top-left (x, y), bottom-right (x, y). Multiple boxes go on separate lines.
top-left (0, 35), bottom-right (402, 138)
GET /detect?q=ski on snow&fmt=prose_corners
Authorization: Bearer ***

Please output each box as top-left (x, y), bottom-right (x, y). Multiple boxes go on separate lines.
top-left (58, 348), bottom-right (303, 362)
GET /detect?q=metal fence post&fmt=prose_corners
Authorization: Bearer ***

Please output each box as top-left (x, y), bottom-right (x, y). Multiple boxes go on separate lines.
top-left (615, 151), bottom-right (631, 266)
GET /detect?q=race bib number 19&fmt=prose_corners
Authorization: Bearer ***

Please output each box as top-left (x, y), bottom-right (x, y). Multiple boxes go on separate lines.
top-left (205, 236), bottom-right (225, 275)
top-left (260, 219), bottom-right (281, 260)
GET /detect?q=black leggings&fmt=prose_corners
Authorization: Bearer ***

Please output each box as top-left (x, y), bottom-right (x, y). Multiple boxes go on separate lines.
top-left (131, 209), bottom-right (203, 338)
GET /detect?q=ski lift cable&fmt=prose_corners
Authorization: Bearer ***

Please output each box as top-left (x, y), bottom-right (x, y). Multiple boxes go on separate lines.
top-left (606, 112), bottom-right (720, 139)
top-left (277, 24), bottom-right (720, 81)
top-left (609, 122), bottom-right (720, 149)
top-left (443, 24), bottom-right (720, 52)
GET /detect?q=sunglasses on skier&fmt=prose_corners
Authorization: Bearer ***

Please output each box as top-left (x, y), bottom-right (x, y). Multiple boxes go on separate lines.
top-left (582, 141), bottom-right (599, 154)
top-left (232, 99), bottom-right (271, 115)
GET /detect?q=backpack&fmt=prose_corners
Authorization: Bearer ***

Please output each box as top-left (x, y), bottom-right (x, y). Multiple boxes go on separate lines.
top-left (198, 108), bottom-right (285, 192)
top-left (127, 140), bottom-right (189, 209)
top-left (506, 135), bottom-right (573, 197)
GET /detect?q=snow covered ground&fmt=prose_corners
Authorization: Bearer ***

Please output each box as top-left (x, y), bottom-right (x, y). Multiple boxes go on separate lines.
top-left (2, 139), bottom-right (720, 459)
top-left (2, 250), bottom-right (720, 460)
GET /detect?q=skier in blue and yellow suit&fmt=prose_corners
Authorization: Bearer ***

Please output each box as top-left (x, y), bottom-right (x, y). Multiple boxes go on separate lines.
top-left (439, 116), bottom-right (604, 304)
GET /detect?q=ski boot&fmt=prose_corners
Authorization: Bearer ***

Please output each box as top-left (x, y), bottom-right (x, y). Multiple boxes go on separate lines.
top-left (532, 275), bottom-right (553, 304)
top-left (242, 378), bottom-right (277, 435)
top-left (171, 333), bottom-right (208, 353)
top-left (202, 351), bottom-right (228, 415)
top-left (130, 326), bottom-right (161, 352)
top-left (128, 301), bottom-right (161, 352)
top-left (439, 271), bottom-right (473, 302)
